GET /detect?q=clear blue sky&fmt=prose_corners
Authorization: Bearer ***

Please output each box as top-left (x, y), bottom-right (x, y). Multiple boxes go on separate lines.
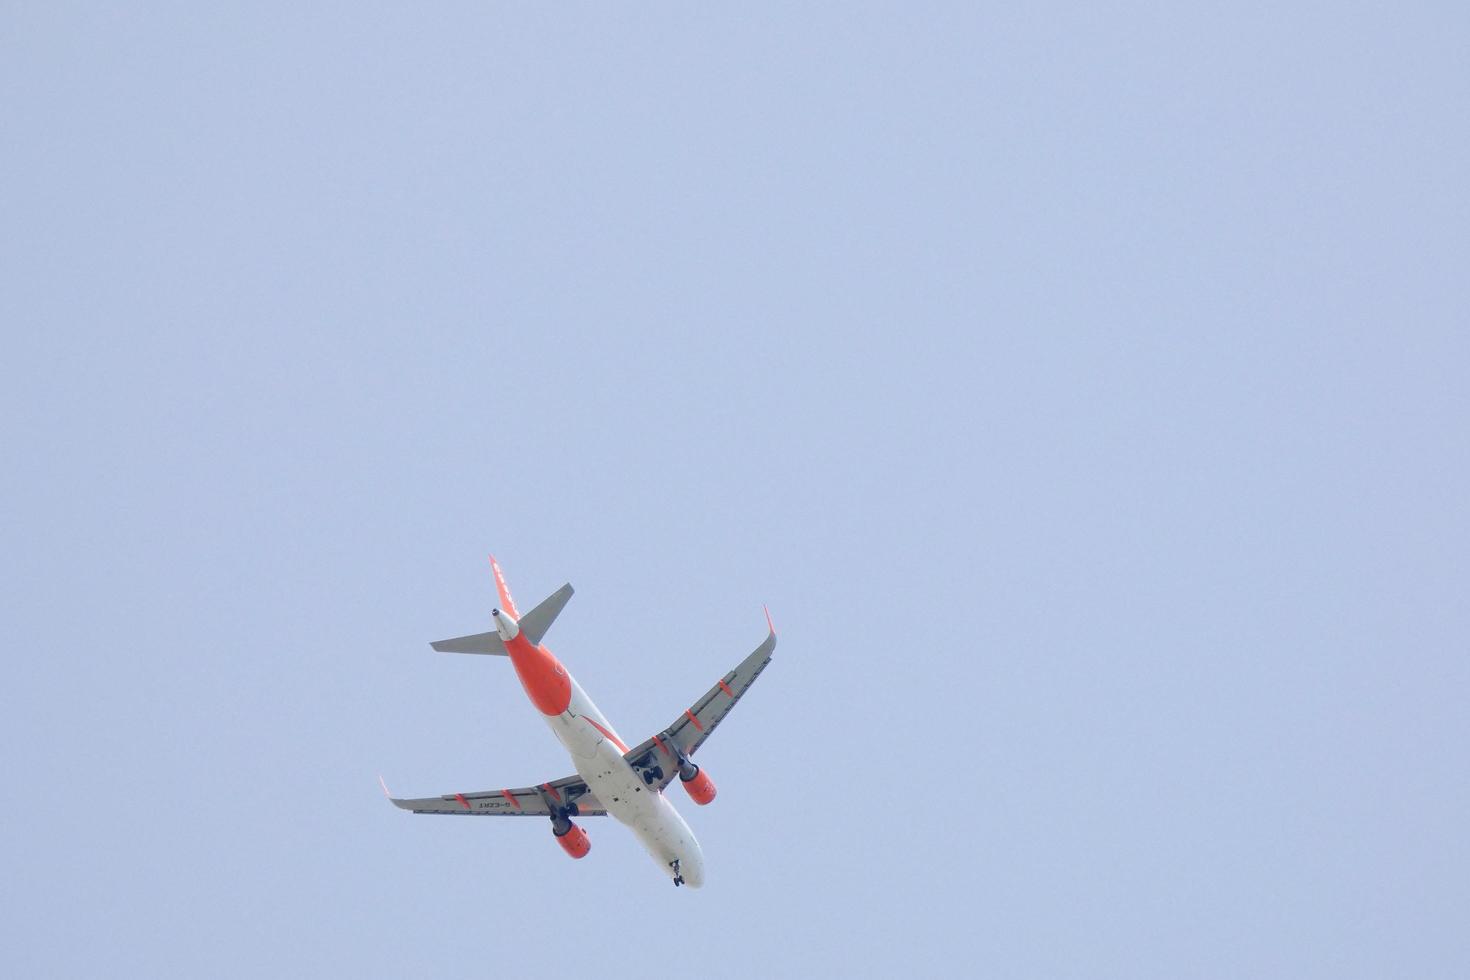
top-left (3, 4), bottom-right (1466, 977)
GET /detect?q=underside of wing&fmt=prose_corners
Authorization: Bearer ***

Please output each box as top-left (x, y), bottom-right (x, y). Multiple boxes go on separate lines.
top-left (384, 772), bottom-right (607, 817)
top-left (624, 615), bottom-right (776, 792)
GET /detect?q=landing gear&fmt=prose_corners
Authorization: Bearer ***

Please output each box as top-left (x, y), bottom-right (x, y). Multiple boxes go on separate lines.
top-left (669, 858), bottom-right (684, 887)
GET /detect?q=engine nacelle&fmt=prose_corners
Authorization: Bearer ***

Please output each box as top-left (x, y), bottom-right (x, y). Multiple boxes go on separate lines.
top-left (679, 764), bottom-right (717, 806)
top-left (553, 820), bottom-right (591, 859)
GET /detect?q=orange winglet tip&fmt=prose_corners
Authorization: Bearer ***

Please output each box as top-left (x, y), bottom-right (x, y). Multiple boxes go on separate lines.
top-left (763, 604), bottom-right (776, 636)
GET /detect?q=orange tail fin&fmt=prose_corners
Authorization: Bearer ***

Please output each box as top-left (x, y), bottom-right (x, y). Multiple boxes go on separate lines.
top-left (489, 555), bottom-right (521, 619)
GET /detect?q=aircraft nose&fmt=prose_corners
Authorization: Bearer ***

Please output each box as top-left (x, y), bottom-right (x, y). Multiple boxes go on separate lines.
top-left (679, 848), bottom-right (706, 889)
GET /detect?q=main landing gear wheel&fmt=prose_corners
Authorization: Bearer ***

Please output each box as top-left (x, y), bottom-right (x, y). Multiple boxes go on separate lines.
top-left (669, 858), bottom-right (684, 887)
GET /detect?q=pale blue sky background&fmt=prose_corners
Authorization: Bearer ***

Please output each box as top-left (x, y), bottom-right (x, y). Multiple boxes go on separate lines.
top-left (3, 3), bottom-right (1467, 977)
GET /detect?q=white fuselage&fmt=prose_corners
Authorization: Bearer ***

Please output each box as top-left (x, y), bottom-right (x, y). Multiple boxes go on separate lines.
top-left (546, 676), bottom-right (706, 888)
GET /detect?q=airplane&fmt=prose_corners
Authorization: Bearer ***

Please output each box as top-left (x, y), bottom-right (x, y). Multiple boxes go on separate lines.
top-left (381, 557), bottom-right (776, 888)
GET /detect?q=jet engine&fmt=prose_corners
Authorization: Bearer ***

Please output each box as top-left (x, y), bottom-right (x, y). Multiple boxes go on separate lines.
top-left (679, 762), bottom-right (717, 806)
top-left (552, 818), bottom-right (591, 859)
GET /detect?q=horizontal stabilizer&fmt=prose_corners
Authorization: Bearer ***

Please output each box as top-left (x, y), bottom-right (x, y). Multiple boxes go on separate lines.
top-left (430, 631), bottom-right (506, 655)
top-left (519, 583), bottom-right (573, 646)
top-left (429, 582), bottom-right (574, 654)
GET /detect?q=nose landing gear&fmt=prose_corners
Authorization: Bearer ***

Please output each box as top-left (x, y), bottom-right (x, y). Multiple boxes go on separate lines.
top-left (669, 858), bottom-right (684, 887)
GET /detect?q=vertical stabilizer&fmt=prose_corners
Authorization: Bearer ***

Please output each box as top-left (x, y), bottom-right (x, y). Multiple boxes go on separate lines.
top-left (489, 555), bottom-right (521, 619)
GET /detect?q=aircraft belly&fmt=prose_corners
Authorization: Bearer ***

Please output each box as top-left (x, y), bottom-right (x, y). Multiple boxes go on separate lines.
top-left (549, 712), bottom-right (601, 760)
top-left (557, 677), bottom-right (703, 886)
top-left (573, 739), bottom-right (704, 887)
top-left (573, 739), bottom-right (650, 822)
top-left (549, 679), bottom-right (617, 761)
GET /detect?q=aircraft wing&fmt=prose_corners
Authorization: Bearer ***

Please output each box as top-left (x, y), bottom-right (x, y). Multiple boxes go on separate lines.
top-left (623, 612), bottom-right (776, 792)
top-left (383, 772), bottom-right (608, 817)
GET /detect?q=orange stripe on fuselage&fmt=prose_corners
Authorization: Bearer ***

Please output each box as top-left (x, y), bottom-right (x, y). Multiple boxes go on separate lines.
top-left (583, 716), bottom-right (629, 753)
top-left (504, 632), bottom-right (572, 716)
